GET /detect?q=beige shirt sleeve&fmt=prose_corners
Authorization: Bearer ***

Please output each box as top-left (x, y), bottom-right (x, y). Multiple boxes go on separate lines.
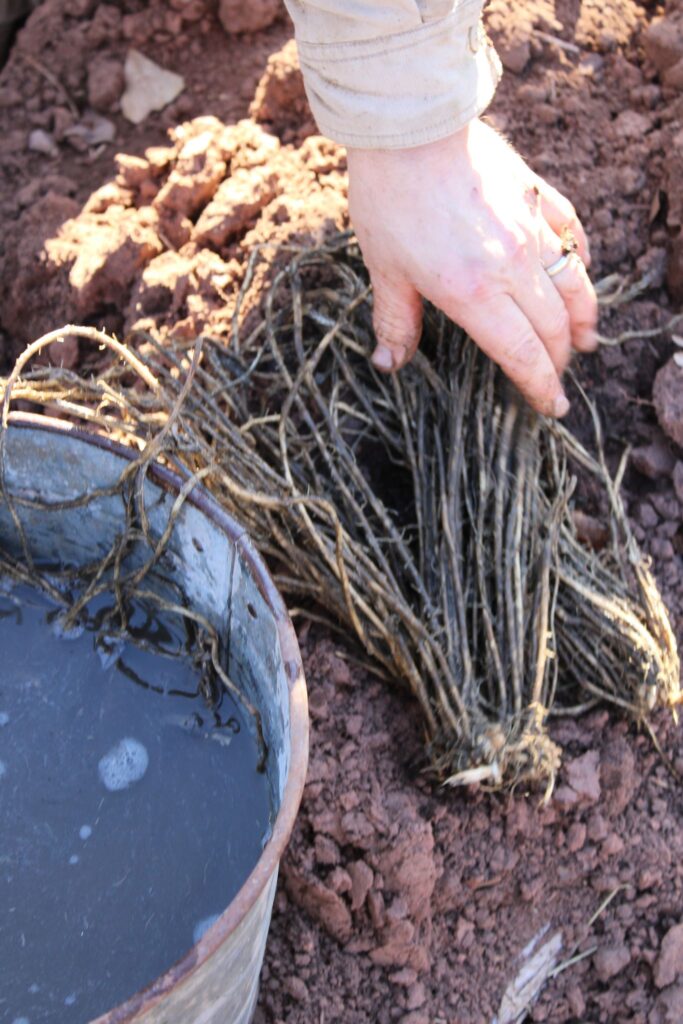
top-left (284, 0), bottom-right (502, 149)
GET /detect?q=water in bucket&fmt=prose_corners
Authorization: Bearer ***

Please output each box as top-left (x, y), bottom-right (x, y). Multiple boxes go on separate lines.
top-left (0, 581), bottom-right (271, 1024)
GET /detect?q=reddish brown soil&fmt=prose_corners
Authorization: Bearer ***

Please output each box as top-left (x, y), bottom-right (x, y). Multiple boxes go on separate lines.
top-left (1, 2), bottom-right (683, 1022)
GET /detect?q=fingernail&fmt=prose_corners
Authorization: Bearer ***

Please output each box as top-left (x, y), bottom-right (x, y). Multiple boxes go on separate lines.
top-left (554, 393), bottom-right (570, 418)
top-left (371, 344), bottom-right (394, 371)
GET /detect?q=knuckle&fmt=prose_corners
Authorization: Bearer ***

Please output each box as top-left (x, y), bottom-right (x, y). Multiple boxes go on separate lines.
top-left (546, 304), bottom-right (571, 342)
top-left (553, 194), bottom-right (581, 231)
top-left (552, 190), bottom-right (577, 223)
top-left (372, 304), bottom-right (420, 350)
top-left (562, 268), bottom-right (586, 298)
top-left (565, 202), bottom-right (579, 225)
top-left (499, 227), bottom-right (527, 263)
top-left (506, 332), bottom-right (542, 371)
top-left (456, 266), bottom-right (499, 305)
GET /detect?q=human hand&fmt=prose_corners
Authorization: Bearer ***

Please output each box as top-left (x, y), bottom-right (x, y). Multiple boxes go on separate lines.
top-left (346, 118), bottom-right (597, 418)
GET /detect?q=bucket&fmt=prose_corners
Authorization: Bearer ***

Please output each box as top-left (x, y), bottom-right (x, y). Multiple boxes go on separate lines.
top-left (0, 412), bottom-right (309, 1024)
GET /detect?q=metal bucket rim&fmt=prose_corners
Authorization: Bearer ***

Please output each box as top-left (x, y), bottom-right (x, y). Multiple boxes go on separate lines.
top-left (4, 412), bottom-right (309, 1024)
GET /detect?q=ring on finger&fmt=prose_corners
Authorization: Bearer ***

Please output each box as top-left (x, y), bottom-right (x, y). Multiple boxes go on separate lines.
top-left (544, 250), bottom-right (582, 277)
top-left (543, 225), bottom-right (582, 277)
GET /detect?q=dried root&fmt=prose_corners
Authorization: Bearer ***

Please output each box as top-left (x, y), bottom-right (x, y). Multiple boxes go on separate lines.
top-left (1, 234), bottom-right (679, 790)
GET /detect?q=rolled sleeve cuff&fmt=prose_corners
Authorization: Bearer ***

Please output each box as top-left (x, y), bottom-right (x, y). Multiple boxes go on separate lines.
top-left (295, 0), bottom-right (502, 149)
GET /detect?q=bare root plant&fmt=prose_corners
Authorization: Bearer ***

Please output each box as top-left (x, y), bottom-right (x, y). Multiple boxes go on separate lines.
top-left (0, 234), bottom-right (679, 792)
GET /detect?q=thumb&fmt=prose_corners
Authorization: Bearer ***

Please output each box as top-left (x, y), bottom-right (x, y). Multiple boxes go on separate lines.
top-left (370, 272), bottom-right (423, 372)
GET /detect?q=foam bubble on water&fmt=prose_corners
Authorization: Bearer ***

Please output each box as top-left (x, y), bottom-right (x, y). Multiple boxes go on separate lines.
top-left (0, 711), bottom-right (9, 726)
top-left (98, 738), bottom-right (149, 792)
top-left (79, 825), bottom-right (92, 841)
top-left (192, 914), bottom-right (220, 946)
top-left (69, 854), bottom-right (80, 866)
top-left (96, 635), bottom-right (125, 671)
top-left (28, 984), bottom-right (40, 994)
top-left (64, 993), bottom-right (77, 1007)
top-left (50, 614), bottom-right (85, 641)
top-left (0, 760), bottom-right (6, 780)
top-left (13, 1017), bottom-right (31, 1024)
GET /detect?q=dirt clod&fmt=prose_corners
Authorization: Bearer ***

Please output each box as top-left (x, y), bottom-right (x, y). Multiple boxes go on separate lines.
top-left (250, 39), bottom-right (309, 137)
top-left (194, 166), bottom-right (278, 247)
top-left (654, 358), bottom-right (683, 449)
top-left (87, 54), bottom-right (124, 112)
top-left (632, 440), bottom-right (678, 480)
top-left (600, 738), bottom-right (638, 817)
top-left (565, 750), bottom-right (601, 804)
top-left (667, 235), bottom-right (683, 301)
top-left (655, 923), bottom-right (683, 989)
top-left (643, 14), bottom-right (683, 74)
top-left (650, 984), bottom-right (683, 1024)
top-left (594, 943), bottom-right (631, 982)
top-left (218, 0), bottom-right (281, 35)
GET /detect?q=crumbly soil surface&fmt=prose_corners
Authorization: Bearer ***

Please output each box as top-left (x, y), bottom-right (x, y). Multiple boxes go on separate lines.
top-left (2, 2), bottom-right (683, 1022)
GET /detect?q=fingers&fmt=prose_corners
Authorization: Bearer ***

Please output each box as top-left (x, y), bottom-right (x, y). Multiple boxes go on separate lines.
top-left (539, 230), bottom-right (598, 353)
top-left (549, 255), bottom-right (598, 353)
top-left (443, 292), bottom-right (569, 418)
top-left (532, 174), bottom-right (591, 268)
top-left (511, 261), bottom-right (572, 377)
top-left (370, 271), bottom-right (424, 372)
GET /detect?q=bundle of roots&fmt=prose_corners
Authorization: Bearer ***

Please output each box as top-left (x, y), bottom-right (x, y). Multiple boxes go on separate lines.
top-left (1, 234), bottom-right (679, 790)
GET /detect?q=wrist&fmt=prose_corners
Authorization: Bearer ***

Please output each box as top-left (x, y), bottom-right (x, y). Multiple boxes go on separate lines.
top-left (348, 123), bottom-right (475, 188)
top-left (347, 120), bottom-right (475, 167)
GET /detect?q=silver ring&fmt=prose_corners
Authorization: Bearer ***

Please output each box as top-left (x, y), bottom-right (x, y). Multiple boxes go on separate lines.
top-left (544, 225), bottom-right (582, 278)
top-left (544, 252), bottom-right (573, 278)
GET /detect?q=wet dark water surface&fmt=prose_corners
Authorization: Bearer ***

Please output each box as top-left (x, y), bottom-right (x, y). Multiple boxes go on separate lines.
top-left (0, 584), bottom-right (271, 1024)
